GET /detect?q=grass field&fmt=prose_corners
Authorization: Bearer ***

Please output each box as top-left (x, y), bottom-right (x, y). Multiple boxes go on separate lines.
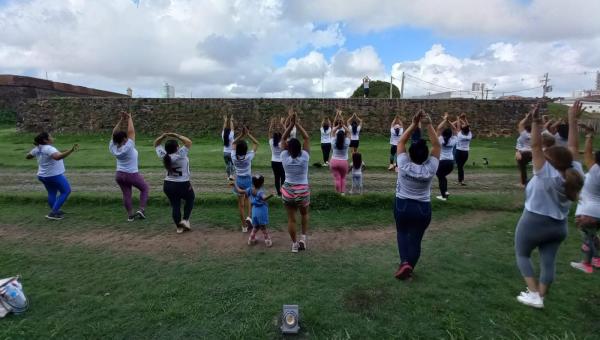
top-left (1, 125), bottom-right (600, 339)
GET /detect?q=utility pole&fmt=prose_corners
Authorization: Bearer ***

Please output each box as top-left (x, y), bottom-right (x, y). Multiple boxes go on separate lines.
top-left (481, 84), bottom-right (485, 100)
top-left (541, 72), bottom-right (550, 98)
top-left (485, 89), bottom-right (492, 100)
top-left (399, 72), bottom-right (405, 99)
top-left (389, 75), bottom-right (393, 99)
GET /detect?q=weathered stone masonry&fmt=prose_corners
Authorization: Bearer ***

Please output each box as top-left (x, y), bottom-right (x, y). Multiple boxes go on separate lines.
top-left (16, 97), bottom-right (535, 136)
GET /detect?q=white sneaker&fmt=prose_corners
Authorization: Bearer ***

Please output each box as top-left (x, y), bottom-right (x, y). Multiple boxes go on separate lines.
top-left (299, 236), bottom-right (307, 251)
top-left (265, 238), bottom-right (273, 247)
top-left (516, 290), bottom-right (544, 309)
top-left (181, 220), bottom-right (191, 231)
top-left (436, 195), bottom-right (447, 201)
top-left (291, 242), bottom-right (299, 253)
top-left (242, 225), bottom-right (248, 233)
top-left (570, 261), bottom-right (593, 274)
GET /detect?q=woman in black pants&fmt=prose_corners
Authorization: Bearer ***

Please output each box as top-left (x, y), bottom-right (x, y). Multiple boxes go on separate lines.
top-left (154, 132), bottom-right (195, 234)
top-left (320, 117), bottom-right (332, 165)
top-left (435, 113), bottom-right (457, 201)
top-left (455, 113), bottom-right (473, 185)
top-left (269, 118), bottom-right (285, 197)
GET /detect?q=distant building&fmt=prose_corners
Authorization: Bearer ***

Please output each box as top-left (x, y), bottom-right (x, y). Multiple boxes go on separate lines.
top-left (126, 88), bottom-right (133, 97)
top-left (572, 89), bottom-right (600, 98)
top-left (163, 83), bottom-right (175, 98)
top-left (556, 98), bottom-right (600, 113)
top-left (411, 91), bottom-right (478, 99)
top-left (596, 71), bottom-right (600, 91)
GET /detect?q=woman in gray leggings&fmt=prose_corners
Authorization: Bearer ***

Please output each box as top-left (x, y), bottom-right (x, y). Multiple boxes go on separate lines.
top-left (514, 101), bottom-right (584, 309)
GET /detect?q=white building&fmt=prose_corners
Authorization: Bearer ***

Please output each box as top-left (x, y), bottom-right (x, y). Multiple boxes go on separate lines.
top-left (556, 99), bottom-right (600, 113)
top-left (572, 89), bottom-right (600, 98)
top-left (411, 91), bottom-right (479, 99)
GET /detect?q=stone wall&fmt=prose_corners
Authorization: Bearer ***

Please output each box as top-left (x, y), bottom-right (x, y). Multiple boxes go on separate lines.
top-left (16, 97), bottom-right (536, 136)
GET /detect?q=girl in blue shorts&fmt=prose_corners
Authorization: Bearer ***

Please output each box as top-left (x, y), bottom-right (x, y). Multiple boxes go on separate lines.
top-left (234, 174), bottom-right (274, 247)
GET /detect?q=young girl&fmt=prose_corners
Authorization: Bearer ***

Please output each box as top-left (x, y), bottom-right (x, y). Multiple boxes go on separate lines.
top-left (222, 115), bottom-right (235, 182)
top-left (330, 119), bottom-right (351, 195)
top-left (110, 111), bottom-right (149, 221)
top-left (320, 117), bottom-right (332, 166)
top-left (281, 113), bottom-right (311, 253)
top-left (26, 132), bottom-right (78, 220)
top-left (154, 132), bottom-right (194, 234)
top-left (349, 152), bottom-right (366, 195)
top-left (234, 174), bottom-right (274, 247)
top-left (232, 127), bottom-right (259, 232)
top-left (455, 113), bottom-right (473, 185)
top-left (269, 118), bottom-right (285, 197)
top-left (515, 112), bottom-right (533, 187)
top-left (570, 120), bottom-right (600, 273)
top-left (514, 102), bottom-right (584, 309)
top-left (435, 113), bottom-right (457, 201)
top-left (347, 113), bottom-right (363, 153)
top-left (389, 116), bottom-right (404, 171)
top-left (393, 111), bottom-right (441, 280)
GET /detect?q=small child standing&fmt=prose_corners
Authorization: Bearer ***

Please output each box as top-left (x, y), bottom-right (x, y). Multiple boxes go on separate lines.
top-left (349, 152), bottom-right (366, 195)
top-left (235, 174), bottom-right (274, 247)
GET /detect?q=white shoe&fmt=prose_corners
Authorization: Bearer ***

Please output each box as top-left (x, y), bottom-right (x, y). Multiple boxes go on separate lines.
top-left (242, 225), bottom-right (248, 233)
top-left (445, 191), bottom-right (450, 196)
top-left (436, 195), bottom-right (447, 201)
top-left (181, 220), bottom-right (191, 231)
top-left (516, 290), bottom-right (544, 309)
top-left (570, 261), bottom-right (593, 274)
top-left (265, 238), bottom-right (273, 247)
top-left (299, 237), bottom-right (307, 251)
top-left (291, 242), bottom-right (299, 253)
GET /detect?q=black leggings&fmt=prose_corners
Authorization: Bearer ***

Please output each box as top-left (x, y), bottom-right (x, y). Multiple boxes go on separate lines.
top-left (436, 160), bottom-right (454, 198)
top-left (390, 145), bottom-right (397, 164)
top-left (163, 180), bottom-right (195, 226)
top-left (321, 143), bottom-right (331, 163)
top-left (271, 161), bottom-right (285, 196)
top-left (517, 151), bottom-right (532, 185)
top-left (455, 150), bottom-right (469, 182)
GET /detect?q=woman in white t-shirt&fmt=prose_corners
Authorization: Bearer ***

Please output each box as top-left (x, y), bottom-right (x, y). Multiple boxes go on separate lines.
top-left (154, 132), bottom-right (194, 234)
top-left (232, 127), bottom-right (260, 233)
top-left (222, 115), bottom-right (235, 182)
top-left (269, 118), bottom-right (285, 197)
top-left (515, 112), bottom-right (533, 187)
top-left (570, 124), bottom-right (600, 273)
top-left (455, 113), bottom-right (473, 185)
top-left (514, 102), bottom-right (584, 309)
top-left (388, 115), bottom-right (404, 171)
top-left (280, 114), bottom-right (311, 253)
top-left (435, 113), bottom-right (457, 201)
top-left (320, 117), bottom-right (332, 165)
top-left (393, 111), bottom-right (440, 280)
top-left (26, 132), bottom-right (79, 220)
top-left (109, 112), bottom-right (149, 222)
top-left (347, 113), bottom-right (363, 153)
top-left (330, 121), bottom-right (351, 194)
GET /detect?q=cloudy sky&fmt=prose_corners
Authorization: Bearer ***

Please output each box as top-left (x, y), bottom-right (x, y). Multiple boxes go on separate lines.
top-left (0, 0), bottom-right (599, 98)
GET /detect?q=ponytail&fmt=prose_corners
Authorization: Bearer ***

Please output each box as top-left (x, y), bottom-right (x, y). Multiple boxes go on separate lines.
top-left (223, 128), bottom-right (231, 147)
top-left (163, 154), bottom-right (172, 171)
top-left (335, 130), bottom-right (345, 150)
top-left (442, 128), bottom-right (452, 146)
top-left (564, 167), bottom-right (584, 202)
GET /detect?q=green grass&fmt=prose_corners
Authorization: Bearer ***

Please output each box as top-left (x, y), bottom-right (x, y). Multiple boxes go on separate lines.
top-left (1, 202), bottom-right (599, 338)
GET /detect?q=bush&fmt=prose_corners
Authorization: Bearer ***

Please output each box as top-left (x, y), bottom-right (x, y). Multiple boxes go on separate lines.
top-left (350, 80), bottom-right (400, 99)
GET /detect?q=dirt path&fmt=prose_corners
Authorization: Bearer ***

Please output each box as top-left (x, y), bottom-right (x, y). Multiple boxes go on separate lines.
top-left (0, 211), bottom-right (506, 258)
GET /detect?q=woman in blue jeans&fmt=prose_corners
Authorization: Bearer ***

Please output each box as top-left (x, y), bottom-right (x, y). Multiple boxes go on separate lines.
top-left (26, 132), bottom-right (79, 220)
top-left (393, 111), bottom-right (441, 280)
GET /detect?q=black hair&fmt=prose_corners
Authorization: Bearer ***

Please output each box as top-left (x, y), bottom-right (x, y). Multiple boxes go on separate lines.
top-left (163, 139), bottom-right (179, 171)
top-left (223, 128), bottom-right (231, 147)
top-left (557, 124), bottom-right (569, 139)
top-left (442, 128), bottom-right (452, 146)
top-left (394, 127), bottom-right (401, 136)
top-left (351, 121), bottom-right (358, 134)
top-left (524, 125), bottom-right (532, 133)
top-left (352, 152), bottom-right (362, 169)
top-left (408, 139), bottom-right (429, 165)
top-left (322, 123), bottom-right (330, 132)
top-left (272, 132), bottom-right (282, 149)
top-left (595, 150), bottom-right (600, 166)
top-left (461, 125), bottom-right (470, 135)
top-left (34, 132), bottom-right (50, 146)
top-left (288, 138), bottom-right (302, 158)
top-left (112, 131), bottom-right (127, 145)
top-left (236, 140), bottom-right (248, 157)
top-left (335, 130), bottom-right (345, 150)
top-left (252, 174), bottom-right (265, 189)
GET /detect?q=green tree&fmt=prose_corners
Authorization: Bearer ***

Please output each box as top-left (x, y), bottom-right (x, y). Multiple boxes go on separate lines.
top-left (350, 80), bottom-right (400, 98)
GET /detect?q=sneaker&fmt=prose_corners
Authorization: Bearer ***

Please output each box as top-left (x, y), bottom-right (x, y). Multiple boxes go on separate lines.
top-left (388, 164), bottom-right (395, 171)
top-left (435, 195), bottom-right (447, 201)
top-left (291, 242), bottom-right (299, 253)
top-left (265, 238), bottom-right (273, 247)
top-left (394, 263), bottom-right (413, 280)
top-left (592, 257), bottom-right (600, 269)
top-left (45, 212), bottom-right (64, 220)
top-left (181, 220), bottom-right (191, 231)
top-left (570, 261), bottom-right (593, 274)
top-left (244, 217), bottom-right (253, 232)
top-left (516, 290), bottom-right (544, 309)
top-left (459, 182), bottom-right (467, 186)
top-left (248, 237), bottom-right (257, 246)
top-left (135, 210), bottom-right (146, 219)
top-left (127, 215), bottom-right (135, 222)
top-left (445, 191), bottom-right (450, 196)
top-left (242, 225), bottom-right (248, 233)
top-left (299, 237), bottom-right (307, 251)
top-left (228, 176), bottom-right (234, 182)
